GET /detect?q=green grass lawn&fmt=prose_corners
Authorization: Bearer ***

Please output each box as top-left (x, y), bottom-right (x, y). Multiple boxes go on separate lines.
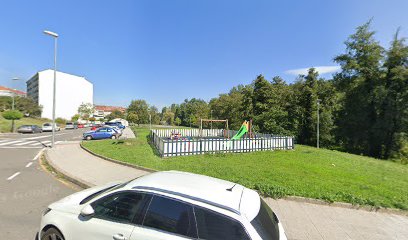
top-left (82, 127), bottom-right (408, 210)
top-left (0, 115), bottom-right (50, 133)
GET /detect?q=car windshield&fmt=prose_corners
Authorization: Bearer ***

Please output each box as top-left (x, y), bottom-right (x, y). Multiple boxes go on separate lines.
top-left (43, 123), bottom-right (51, 126)
top-left (66, 123), bottom-right (73, 125)
top-left (20, 125), bottom-right (31, 128)
top-left (79, 178), bottom-right (137, 205)
top-left (250, 199), bottom-right (280, 240)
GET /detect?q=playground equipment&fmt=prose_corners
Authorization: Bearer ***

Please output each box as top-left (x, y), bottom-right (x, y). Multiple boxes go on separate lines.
top-left (231, 120), bottom-right (254, 140)
top-left (199, 119), bottom-right (229, 138)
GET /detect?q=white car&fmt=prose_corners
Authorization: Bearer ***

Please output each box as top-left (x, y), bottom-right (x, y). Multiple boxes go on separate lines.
top-left (105, 125), bottom-right (122, 135)
top-left (42, 123), bottom-right (61, 132)
top-left (38, 171), bottom-right (287, 240)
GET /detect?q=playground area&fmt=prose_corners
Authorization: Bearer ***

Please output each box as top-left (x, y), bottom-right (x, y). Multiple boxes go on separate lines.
top-left (151, 119), bottom-right (295, 157)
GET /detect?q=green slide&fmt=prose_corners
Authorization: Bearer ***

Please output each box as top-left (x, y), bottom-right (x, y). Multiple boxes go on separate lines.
top-left (231, 121), bottom-right (249, 140)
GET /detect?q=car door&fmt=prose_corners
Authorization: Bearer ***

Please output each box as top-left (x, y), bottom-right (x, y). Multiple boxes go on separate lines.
top-left (70, 191), bottom-right (152, 240)
top-left (129, 195), bottom-right (197, 240)
top-left (94, 128), bottom-right (107, 139)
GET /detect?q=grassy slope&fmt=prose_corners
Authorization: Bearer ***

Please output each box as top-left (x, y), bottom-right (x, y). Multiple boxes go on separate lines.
top-left (0, 115), bottom-right (50, 133)
top-left (82, 127), bottom-right (408, 210)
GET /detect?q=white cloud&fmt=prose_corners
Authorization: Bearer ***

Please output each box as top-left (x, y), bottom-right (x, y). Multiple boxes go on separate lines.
top-left (285, 66), bottom-right (341, 76)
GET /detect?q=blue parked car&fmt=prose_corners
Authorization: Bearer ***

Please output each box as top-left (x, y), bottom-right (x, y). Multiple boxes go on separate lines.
top-left (83, 127), bottom-right (120, 140)
top-left (105, 121), bottom-right (125, 129)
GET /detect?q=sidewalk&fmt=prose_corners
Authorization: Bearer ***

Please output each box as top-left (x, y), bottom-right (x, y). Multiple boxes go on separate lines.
top-left (45, 143), bottom-right (408, 240)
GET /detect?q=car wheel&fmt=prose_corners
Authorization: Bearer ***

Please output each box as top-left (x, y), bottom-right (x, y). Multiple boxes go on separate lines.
top-left (41, 227), bottom-right (64, 240)
top-left (111, 135), bottom-right (117, 139)
top-left (86, 136), bottom-right (92, 141)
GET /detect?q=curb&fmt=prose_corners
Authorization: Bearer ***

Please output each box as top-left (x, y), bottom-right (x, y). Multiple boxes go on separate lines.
top-left (42, 149), bottom-right (93, 189)
top-left (50, 142), bottom-right (408, 217)
top-left (282, 196), bottom-right (408, 216)
top-left (80, 142), bottom-right (156, 173)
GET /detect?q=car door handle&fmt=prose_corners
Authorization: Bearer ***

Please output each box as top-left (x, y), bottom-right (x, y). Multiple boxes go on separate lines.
top-left (113, 233), bottom-right (126, 240)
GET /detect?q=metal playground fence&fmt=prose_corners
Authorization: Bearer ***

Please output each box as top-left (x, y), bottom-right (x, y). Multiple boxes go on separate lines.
top-left (150, 129), bottom-right (294, 157)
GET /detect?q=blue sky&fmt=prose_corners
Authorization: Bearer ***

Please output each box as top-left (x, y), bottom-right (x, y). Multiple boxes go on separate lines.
top-left (0, 0), bottom-right (407, 109)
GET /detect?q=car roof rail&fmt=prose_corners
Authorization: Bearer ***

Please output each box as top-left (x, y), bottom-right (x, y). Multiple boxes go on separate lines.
top-left (132, 186), bottom-right (240, 215)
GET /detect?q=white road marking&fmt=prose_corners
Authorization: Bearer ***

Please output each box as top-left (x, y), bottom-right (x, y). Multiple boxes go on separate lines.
top-left (29, 142), bottom-right (42, 146)
top-left (0, 146), bottom-right (43, 149)
top-left (0, 139), bottom-right (9, 143)
top-left (7, 172), bottom-right (21, 181)
top-left (33, 149), bottom-right (45, 161)
top-left (0, 140), bottom-right (23, 146)
top-left (14, 141), bottom-right (36, 146)
top-left (24, 135), bottom-right (52, 140)
top-left (26, 162), bottom-right (33, 168)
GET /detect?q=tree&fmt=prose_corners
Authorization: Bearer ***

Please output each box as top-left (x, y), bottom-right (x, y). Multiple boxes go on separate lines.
top-left (2, 110), bottom-right (23, 132)
top-left (78, 103), bottom-right (94, 123)
top-left (55, 118), bottom-right (67, 125)
top-left (71, 114), bottom-right (80, 122)
top-left (174, 117), bottom-right (181, 126)
top-left (149, 106), bottom-right (160, 125)
top-left (89, 117), bottom-right (96, 122)
top-left (106, 109), bottom-right (125, 121)
top-left (297, 68), bottom-right (319, 145)
top-left (126, 112), bottom-right (139, 125)
top-left (334, 21), bottom-right (385, 157)
top-left (15, 96), bottom-right (42, 117)
top-left (127, 100), bottom-right (149, 124)
top-left (380, 30), bottom-right (408, 159)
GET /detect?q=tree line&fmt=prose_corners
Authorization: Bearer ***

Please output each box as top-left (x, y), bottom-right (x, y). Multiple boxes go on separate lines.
top-left (125, 22), bottom-right (408, 162)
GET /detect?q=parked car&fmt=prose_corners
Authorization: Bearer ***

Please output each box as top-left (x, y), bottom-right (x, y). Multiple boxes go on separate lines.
top-left (65, 122), bottom-right (78, 130)
top-left (42, 123), bottom-right (61, 132)
top-left (83, 127), bottom-right (120, 140)
top-left (104, 125), bottom-right (122, 135)
top-left (77, 123), bottom-right (85, 128)
top-left (105, 121), bottom-right (125, 129)
top-left (90, 124), bottom-right (102, 131)
top-left (17, 125), bottom-right (42, 134)
top-left (38, 171), bottom-right (287, 240)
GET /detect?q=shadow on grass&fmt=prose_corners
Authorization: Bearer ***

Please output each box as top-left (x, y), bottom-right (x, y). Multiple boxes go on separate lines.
top-left (146, 134), bottom-right (163, 158)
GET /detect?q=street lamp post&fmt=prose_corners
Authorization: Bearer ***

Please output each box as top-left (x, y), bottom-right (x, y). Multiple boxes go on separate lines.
top-left (11, 77), bottom-right (19, 132)
top-left (149, 114), bottom-right (152, 130)
top-left (317, 99), bottom-right (321, 149)
top-left (44, 30), bottom-right (58, 148)
top-left (11, 77), bottom-right (19, 110)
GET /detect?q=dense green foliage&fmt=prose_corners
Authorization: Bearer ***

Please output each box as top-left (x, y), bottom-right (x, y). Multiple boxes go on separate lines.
top-left (106, 109), bottom-right (125, 121)
top-left (124, 22), bottom-right (407, 161)
top-left (2, 110), bottom-right (23, 120)
top-left (82, 127), bottom-right (408, 210)
top-left (0, 114), bottom-right (50, 133)
top-left (0, 96), bottom-right (42, 117)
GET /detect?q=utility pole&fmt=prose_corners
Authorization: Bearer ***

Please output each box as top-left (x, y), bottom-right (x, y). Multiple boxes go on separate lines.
top-left (149, 114), bottom-right (152, 130)
top-left (317, 99), bottom-right (321, 149)
top-left (11, 77), bottom-right (19, 132)
top-left (44, 30), bottom-right (59, 148)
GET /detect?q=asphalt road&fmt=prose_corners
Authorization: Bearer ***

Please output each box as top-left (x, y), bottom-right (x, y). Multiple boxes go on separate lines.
top-left (0, 129), bottom-right (86, 240)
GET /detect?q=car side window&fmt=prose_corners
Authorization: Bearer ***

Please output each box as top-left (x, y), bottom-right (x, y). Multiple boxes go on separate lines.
top-left (143, 195), bottom-right (197, 238)
top-left (91, 191), bottom-right (152, 224)
top-left (194, 207), bottom-right (250, 240)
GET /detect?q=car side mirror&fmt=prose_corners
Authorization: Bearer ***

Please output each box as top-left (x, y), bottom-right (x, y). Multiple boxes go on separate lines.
top-left (80, 205), bottom-right (95, 217)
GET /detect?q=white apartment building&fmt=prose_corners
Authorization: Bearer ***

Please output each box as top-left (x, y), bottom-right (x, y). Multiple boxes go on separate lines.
top-left (26, 70), bottom-right (93, 119)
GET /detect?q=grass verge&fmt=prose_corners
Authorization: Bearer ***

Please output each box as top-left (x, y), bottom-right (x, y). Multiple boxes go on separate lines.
top-left (0, 115), bottom-right (50, 133)
top-left (81, 127), bottom-right (408, 210)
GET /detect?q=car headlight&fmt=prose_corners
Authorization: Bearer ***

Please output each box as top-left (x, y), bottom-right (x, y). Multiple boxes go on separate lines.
top-left (43, 207), bottom-right (52, 216)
